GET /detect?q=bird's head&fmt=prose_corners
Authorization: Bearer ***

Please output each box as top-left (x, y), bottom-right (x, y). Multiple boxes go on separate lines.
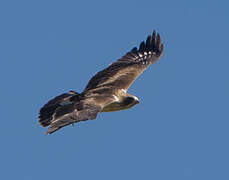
top-left (122, 96), bottom-right (139, 109)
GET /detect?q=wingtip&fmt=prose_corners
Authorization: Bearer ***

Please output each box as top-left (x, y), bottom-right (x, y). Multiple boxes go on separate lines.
top-left (131, 47), bottom-right (138, 53)
top-left (160, 43), bottom-right (164, 54)
top-left (145, 35), bottom-right (152, 51)
top-left (156, 33), bottom-right (161, 50)
top-left (152, 30), bottom-right (156, 40)
top-left (152, 30), bottom-right (156, 35)
top-left (135, 30), bottom-right (163, 57)
top-left (139, 41), bottom-right (146, 52)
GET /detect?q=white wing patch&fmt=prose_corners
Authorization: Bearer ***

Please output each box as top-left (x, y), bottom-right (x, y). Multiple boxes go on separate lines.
top-left (121, 89), bottom-right (126, 93)
top-left (112, 95), bottom-right (119, 102)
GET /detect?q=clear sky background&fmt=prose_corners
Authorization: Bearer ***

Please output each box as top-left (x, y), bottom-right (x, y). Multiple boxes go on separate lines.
top-left (0, 0), bottom-right (228, 179)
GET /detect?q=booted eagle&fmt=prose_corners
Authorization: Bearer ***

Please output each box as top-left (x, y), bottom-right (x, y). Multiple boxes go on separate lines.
top-left (38, 30), bottom-right (164, 134)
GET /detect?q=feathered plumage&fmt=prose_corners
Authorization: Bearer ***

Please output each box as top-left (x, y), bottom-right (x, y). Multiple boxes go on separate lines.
top-left (38, 30), bottom-right (164, 134)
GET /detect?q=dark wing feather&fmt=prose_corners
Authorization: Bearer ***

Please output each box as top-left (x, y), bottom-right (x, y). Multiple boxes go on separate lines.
top-left (42, 94), bottom-right (116, 134)
top-left (83, 30), bottom-right (163, 92)
top-left (38, 91), bottom-right (79, 127)
top-left (46, 103), bottom-right (101, 134)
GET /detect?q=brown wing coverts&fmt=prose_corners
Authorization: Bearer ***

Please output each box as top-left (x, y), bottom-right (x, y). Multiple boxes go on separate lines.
top-left (84, 30), bottom-right (163, 92)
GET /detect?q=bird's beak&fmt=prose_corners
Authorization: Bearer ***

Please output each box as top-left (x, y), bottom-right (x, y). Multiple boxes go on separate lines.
top-left (134, 96), bottom-right (140, 104)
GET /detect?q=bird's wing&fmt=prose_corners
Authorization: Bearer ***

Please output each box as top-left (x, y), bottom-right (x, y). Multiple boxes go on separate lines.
top-left (83, 30), bottom-right (164, 92)
top-left (44, 94), bottom-right (116, 134)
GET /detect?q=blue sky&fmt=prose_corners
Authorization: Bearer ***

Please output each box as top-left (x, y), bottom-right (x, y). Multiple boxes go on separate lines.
top-left (0, 0), bottom-right (228, 179)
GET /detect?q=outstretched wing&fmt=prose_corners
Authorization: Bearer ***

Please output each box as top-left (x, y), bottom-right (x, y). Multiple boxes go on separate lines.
top-left (45, 102), bottom-right (101, 134)
top-left (39, 93), bottom-right (116, 134)
top-left (83, 30), bottom-right (164, 92)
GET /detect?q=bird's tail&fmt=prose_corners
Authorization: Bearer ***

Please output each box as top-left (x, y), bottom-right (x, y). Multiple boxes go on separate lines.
top-left (38, 91), bottom-right (80, 128)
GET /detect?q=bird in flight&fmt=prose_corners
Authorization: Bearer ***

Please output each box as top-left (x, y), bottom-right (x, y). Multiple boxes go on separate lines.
top-left (38, 30), bottom-right (164, 134)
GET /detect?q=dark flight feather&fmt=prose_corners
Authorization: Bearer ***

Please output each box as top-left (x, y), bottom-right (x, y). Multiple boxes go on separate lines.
top-left (46, 104), bottom-right (101, 134)
top-left (38, 91), bottom-right (79, 127)
top-left (39, 92), bottom-right (116, 134)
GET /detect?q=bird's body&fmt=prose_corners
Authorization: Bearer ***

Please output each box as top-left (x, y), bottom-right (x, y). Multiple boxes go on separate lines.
top-left (38, 30), bottom-right (164, 134)
top-left (101, 90), bottom-right (139, 112)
